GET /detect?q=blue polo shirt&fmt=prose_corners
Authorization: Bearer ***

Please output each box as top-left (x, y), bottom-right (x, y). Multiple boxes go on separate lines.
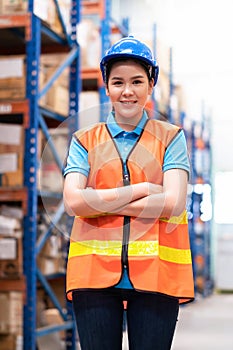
top-left (63, 111), bottom-right (190, 289)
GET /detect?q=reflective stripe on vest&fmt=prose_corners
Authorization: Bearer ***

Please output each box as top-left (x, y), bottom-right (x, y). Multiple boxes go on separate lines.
top-left (69, 239), bottom-right (192, 264)
top-left (159, 210), bottom-right (188, 225)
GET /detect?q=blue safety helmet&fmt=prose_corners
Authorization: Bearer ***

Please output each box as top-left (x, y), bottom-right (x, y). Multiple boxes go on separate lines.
top-left (100, 36), bottom-right (159, 86)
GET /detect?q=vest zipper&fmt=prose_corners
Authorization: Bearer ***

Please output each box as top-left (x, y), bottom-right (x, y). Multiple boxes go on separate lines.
top-left (123, 173), bottom-right (130, 186)
top-left (122, 172), bottom-right (130, 269)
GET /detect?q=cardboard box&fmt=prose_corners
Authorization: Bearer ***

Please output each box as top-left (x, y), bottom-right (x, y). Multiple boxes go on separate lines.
top-left (40, 53), bottom-right (68, 68)
top-left (0, 291), bottom-right (23, 335)
top-left (0, 234), bottom-right (23, 279)
top-left (77, 19), bottom-right (101, 68)
top-left (38, 235), bottom-right (61, 259)
top-left (37, 255), bottom-right (65, 276)
top-left (0, 215), bottom-right (21, 235)
top-left (37, 229), bottom-right (66, 276)
top-left (0, 334), bottom-right (23, 350)
top-left (51, 0), bottom-right (72, 35)
top-left (38, 162), bottom-right (64, 193)
top-left (0, 154), bottom-right (18, 173)
top-left (46, 84), bottom-right (69, 116)
top-left (0, 0), bottom-right (70, 35)
top-left (79, 91), bottom-right (100, 128)
top-left (0, 205), bottom-right (24, 220)
top-left (0, 123), bottom-right (24, 187)
top-left (38, 128), bottom-right (68, 193)
top-left (0, 56), bottom-right (26, 100)
top-left (43, 308), bottom-right (65, 339)
top-left (39, 54), bottom-right (70, 114)
top-left (156, 69), bottom-right (170, 115)
top-left (0, 124), bottom-right (22, 146)
top-left (45, 65), bottom-right (69, 89)
top-left (0, 153), bottom-right (23, 186)
top-left (0, 0), bottom-right (27, 15)
top-left (34, 0), bottom-right (71, 35)
top-left (0, 82), bottom-right (25, 100)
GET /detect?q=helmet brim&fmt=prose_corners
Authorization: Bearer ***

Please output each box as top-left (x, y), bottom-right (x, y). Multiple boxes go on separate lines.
top-left (100, 54), bottom-right (159, 86)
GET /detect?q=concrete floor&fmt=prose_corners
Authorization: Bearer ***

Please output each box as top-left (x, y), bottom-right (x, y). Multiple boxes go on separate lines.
top-left (122, 293), bottom-right (233, 349)
top-left (172, 293), bottom-right (233, 350)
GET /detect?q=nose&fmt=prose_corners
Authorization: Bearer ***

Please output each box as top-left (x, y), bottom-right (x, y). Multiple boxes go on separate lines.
top-left (122, 83), bottom-right (133, 96)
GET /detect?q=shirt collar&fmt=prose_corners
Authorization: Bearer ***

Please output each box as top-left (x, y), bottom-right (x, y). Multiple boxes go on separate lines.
top-left (106, 110), bottom-right (148, 137)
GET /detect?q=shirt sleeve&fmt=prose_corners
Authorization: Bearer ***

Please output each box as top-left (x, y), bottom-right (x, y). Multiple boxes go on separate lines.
top-left (163, 130), bottom-right (190, 176)
top-left (63, 137), bottom-right (90, 177)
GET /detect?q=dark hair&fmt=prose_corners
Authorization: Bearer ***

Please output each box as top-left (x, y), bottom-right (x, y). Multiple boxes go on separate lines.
top-left (105, 58), bottom-right (153, 86)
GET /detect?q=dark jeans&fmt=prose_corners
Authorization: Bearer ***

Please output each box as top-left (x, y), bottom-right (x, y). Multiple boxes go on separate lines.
top-left (72, 288), bottom-right (179, 350)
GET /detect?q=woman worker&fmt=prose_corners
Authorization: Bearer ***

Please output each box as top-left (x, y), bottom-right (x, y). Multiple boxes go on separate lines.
top-left (63, 36), bottom-right (194, 350)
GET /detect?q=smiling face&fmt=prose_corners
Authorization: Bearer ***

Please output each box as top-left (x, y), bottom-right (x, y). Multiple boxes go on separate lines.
top-left (105, 59), bottom-right (154, 130)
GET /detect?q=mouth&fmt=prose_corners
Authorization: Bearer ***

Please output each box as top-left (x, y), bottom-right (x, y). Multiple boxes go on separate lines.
top-left (120, 100), bottom-right (137, 105)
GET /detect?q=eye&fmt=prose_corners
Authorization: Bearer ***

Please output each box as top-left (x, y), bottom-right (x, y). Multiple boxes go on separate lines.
top-left (112, 80), bottom-right (123, 86)
top-left (133, 79), bottom-right (143, 85)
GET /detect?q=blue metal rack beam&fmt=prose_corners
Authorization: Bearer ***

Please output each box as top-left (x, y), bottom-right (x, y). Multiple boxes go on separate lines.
top-left (41, 24), bottom-right (68, 46)
top-left (168, 47), bottom-right (174, 124)
top-left (110, 16), bottom-right (128, 36)
top-left (37, 268), bottom-right (67, 319)
top-left (36, 200), bottom-right (65, 255)
top-left (39, 105), bottom-right (67, 122)
top-left (99, 0), bottom-right (111, 121)
top-left (151, 22), bottom-right (157, 119)
top-left (23, 7), bottom-right (41, 350)
top-left (38, 113), bottom-right (64, 171)
top-left (38, 46), bottom-right (79, 99)
top-left (54, 0), bottom-right (72, 47)
top-left (67, 0), bottom-right (80, 134)
top-left (37, 321), bottom-right (74, 337)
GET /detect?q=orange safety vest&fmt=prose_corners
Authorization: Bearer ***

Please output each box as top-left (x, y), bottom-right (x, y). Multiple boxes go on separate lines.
top-left (66, 119), bottom-right (195, 304)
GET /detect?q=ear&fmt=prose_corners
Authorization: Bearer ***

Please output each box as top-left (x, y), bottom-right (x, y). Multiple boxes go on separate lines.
top-left (105, 85), bottom-right (110, 96)
top-left (148, 79), bottom-right (154, 95)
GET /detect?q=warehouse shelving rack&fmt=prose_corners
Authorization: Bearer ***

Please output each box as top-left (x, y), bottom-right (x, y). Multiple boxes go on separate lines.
top-left (168, 47), bottom-right (174, 124)
top-left (144, 22), bottom-right (157, 119)
top-left (81, 0), bottom-right (128, 121)
top-left (165, 46), bottom-right (214, 297)
top-left (167, 46), bottom-right (182, 126)
top-left (188, 114), bottom-right (213, 297)
top-left (0, 1), bottom-right (80, 349)
top-left (164, 43), bottom-right (213, 296)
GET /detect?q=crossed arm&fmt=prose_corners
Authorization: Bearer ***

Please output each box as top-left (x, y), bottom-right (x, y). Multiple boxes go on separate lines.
top-left (63, 169), bottom-right (188, 219)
